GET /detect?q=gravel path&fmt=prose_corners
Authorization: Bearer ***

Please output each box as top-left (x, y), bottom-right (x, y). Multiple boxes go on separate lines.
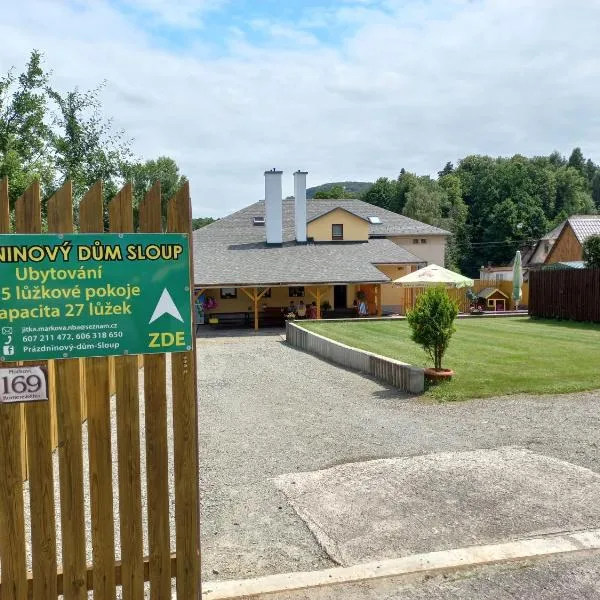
top-left (198, 330), bottom-right (600, 581)
top-left (17, 328), bottom-right (600, 595)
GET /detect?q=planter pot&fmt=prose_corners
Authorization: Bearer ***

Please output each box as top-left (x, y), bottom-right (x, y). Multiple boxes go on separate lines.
top-left (424, 368), bottom-right (454, 383)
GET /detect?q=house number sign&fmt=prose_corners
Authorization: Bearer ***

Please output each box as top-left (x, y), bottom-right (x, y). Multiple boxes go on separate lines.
top-left (0, 366), bottom-right (48, 403)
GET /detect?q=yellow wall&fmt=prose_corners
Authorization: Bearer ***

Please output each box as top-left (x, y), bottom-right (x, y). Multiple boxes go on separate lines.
top-left (390, 236), bottom-right (446, 265)
top-left (307, 208), bottom-right (369, 241)
top-left (374, 265), bottom-right (410, 309)
top-left (200, 286), bottom-right (333, 314)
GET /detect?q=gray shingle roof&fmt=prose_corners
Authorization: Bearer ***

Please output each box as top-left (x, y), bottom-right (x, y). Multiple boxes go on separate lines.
top-left (567, 215), bottom-right (600, 243)
top-left (193, 199), bottom-right (432, 286)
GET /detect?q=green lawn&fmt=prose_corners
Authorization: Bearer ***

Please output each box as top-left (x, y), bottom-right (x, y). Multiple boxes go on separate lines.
top-left (300, 317), bottom-right (600, 401)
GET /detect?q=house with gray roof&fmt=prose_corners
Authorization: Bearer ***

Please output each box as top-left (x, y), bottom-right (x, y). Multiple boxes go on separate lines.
top-left (193, 170), bottom-right (449, 328)
top-left (545, 215), bottom-right (600, 265)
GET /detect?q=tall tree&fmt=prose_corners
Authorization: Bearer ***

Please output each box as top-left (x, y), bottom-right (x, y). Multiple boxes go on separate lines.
top-left (439, 174), bottom-right (469, 271)
top-left (553, 165), bottom-right (594, 219)
top-left (437, 161), bottom-right (454, 178)
top-left (361, 177), bottom-right (396, 209)
top-left (591, 171), bottom-right (600, 210)
top-left (121, 156), bottom-right (187, 220)
top-left (402, 178), bottom-right (446, 226)
top-left (0, 50), bottom-right (53, 204)
top-left (567, 147), bottom-right (586, 176)
top-left (46, 84), bottom-right (133, 203)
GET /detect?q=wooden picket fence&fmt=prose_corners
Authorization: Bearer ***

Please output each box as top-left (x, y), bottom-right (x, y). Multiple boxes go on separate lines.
top-left (15, 356), bottom-right (141, 481)
top-left (0, 178), bottom-right (201, 599)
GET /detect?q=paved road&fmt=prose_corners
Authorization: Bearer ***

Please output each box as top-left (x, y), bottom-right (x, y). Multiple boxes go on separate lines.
top-left (198, 330), bottom-right (600, 585)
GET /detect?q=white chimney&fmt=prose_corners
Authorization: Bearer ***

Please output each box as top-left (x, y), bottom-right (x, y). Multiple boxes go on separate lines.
top-left (294, 170), bottom-right (308, 243)
top-left (264, 169), bottom-right (283, 245)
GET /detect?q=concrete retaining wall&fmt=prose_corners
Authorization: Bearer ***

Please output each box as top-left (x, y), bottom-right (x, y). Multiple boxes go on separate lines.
top-left (286, 322), bottom-right (424, 394)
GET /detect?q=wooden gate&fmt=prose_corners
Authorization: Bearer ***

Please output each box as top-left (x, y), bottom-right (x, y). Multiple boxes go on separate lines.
top-left (0, 178), bottom-right (201, 599)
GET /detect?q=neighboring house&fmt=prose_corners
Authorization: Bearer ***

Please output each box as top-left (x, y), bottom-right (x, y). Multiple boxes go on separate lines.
top-left (484, 215), bottom-right (600, 281)
top-left (545, 215), bottom-right (600, 264)
top-left (479, 266), bottom-right (515, 282)
top-left (193, 170), bottom-right (449, 327)
top-left (521, 220), bottom-right (566, 269)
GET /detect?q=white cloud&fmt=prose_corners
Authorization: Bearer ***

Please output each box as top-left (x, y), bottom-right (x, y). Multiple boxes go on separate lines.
top-left (1, 0), bottom-right (600, 217)
top-left (115, 0), bottom-right (228, 28)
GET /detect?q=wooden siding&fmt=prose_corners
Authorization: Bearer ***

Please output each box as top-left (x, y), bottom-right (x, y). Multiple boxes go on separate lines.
top-left (545, 223), bottom-right (583, 264)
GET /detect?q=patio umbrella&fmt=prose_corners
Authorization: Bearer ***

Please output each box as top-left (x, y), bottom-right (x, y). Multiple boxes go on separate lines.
top-left (393, 264), bottom-right (474, 288)
top-left (512, 250), bottom-right (523, 305)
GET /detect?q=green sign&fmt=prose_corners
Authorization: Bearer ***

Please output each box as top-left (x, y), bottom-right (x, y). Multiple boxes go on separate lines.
top-left (0, 234), bottom-right (192, 361)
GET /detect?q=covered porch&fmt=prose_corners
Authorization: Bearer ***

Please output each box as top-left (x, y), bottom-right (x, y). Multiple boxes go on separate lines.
top-left (193, 283), bottom-right (386, 330)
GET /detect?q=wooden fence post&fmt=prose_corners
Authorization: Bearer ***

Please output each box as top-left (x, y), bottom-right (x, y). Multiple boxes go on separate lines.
top-left (109, 184), bottom-right (145, 600)
top-left (139, 183), bottom-right (172, 599)
top-left (80, 181), bottom-right (116, 599)
top-left (17, 182), bottom-right (59, 599)
top-left (47, 181), bottom-right (87, 600)
top-left (0, 177), bottom-right (28, 600)
top-left (168, 182), bottom-right (201, 599)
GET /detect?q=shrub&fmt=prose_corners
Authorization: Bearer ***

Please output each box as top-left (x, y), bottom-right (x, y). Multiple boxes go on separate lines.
top-left (407, 287), bottom-right (458, 370)
top-left (583, 235), bottom-right (600, 268)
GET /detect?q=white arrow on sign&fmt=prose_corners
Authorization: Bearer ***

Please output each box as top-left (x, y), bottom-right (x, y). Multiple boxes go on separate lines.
top-left (149, 288), bottom-right (184, 324)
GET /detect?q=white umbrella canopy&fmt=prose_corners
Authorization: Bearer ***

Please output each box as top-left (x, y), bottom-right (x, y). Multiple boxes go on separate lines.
top-left (393, 264), bottom-right (474, 288)
top-left (512, 250), bottom-right (523, 303)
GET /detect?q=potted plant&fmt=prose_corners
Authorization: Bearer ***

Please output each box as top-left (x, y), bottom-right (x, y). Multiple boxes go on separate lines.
top-left (406, 286), bottom-right (458, 382)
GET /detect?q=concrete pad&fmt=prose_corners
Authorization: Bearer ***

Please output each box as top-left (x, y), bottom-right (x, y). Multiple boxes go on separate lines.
top-left (274, 448), bottom-right (600, 566)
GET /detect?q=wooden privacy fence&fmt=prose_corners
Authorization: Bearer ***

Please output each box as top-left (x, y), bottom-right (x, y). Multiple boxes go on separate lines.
top-left (0, 178), bottom-right (201, 599)
top-left (529, 268), bottom-right (600, 323)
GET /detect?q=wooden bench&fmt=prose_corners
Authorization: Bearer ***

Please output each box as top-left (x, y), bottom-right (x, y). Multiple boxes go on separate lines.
top-left (206, 312), bottom-right (251, 328)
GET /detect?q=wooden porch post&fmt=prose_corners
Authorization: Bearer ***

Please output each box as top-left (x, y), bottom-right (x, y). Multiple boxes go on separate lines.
top-left (241, 287), bottom-right (270, 331)
top-left (316, 288), bottom-right (322, 319)
top-left (253, 287), bottom-right (259, 330)
top-left (240, 288), bottom-right (257, 330)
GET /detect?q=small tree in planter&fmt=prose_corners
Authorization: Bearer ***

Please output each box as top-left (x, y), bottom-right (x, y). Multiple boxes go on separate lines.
top-left (407, 286), bottom-right (458, 380)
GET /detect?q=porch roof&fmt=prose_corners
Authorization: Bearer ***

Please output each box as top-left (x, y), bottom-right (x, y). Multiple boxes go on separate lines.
top-left (193, 236), bottom-right (424, 287)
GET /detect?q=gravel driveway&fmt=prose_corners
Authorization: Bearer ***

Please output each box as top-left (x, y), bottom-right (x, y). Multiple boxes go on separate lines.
top-left (198, 329), bottom-right (600, 581)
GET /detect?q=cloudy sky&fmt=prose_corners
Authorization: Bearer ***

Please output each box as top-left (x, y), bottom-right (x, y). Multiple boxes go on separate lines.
top-left (2, 0), bottom-right (599, 217)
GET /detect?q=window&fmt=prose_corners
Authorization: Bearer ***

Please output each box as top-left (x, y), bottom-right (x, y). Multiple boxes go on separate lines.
top-left (220, 288), bottom-right (237, 299)
top-left (260, 287), bottom-right (271, 298)
top-left (412, 239), bottom-right (419, 244)
top-left (289, 286), bottom-right (305, 297)
top-left (253, 216), bottom-right (265, 226)
top-left (420, 239), bottom-right (427, 244)
top-left (332, 224), bottom-right (344, 240)
top-left (368, 216), bottom-right (382, 224)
